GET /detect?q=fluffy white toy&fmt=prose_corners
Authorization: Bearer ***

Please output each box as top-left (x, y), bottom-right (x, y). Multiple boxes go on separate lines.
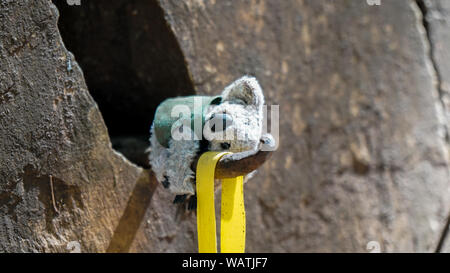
top-left (148, 76), bottom-right (264, 207)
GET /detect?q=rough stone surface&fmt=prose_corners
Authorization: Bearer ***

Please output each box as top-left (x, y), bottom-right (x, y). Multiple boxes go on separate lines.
top-left (419, 0), bottom-right (450, 252)
top-left (1, 0), bottom-right (449, 253)
top-left (157, 0), bottom-right (450, 252)
top-left (0, 0), bottom-right (195, 252)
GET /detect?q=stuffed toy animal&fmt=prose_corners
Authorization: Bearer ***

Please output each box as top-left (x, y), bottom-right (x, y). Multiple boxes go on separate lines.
top-left (148, 76), bottom-right (265, 208)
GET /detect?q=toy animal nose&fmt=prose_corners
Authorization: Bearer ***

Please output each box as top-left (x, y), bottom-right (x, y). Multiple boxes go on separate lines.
top-left (210, 113), bottom-right (233, 132)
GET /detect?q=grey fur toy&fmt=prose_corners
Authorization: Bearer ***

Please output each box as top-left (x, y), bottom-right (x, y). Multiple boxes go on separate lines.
top-left (148, 76), bottom-right (264, 207)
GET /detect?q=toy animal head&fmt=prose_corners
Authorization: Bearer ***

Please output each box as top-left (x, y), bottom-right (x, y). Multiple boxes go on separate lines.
top-left (204, 76), bottom-right (264, 153)
top-left (148, 76), bottom-right (266, 204)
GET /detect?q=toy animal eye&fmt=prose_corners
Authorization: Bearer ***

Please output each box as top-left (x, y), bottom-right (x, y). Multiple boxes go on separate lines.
top-left (209, 113), bottom-right (233, 132)
top-left (220, 142), bottom-right (231, 150)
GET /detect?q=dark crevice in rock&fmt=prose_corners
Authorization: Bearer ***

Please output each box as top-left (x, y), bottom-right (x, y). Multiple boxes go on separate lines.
top-left (435, 215), bottom-right (450, 252)
top-left (52, 0), bottom-right (195, 167)
top-left (416, 0), bottom-right (449, 143)
top-left (416, 0), bottom-right (450, 253)
top-left (352, 155), bottom-right (370, 175)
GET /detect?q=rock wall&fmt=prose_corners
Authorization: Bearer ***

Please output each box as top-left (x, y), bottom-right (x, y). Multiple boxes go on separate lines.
top-left (418, 0), bottom-right (450, 252)
top-left (156, 0), bottom-right (450, 252)
top-left (0, 0), bottom-right (449, 252)
top-left (0, 0), bottom-right (195, 253)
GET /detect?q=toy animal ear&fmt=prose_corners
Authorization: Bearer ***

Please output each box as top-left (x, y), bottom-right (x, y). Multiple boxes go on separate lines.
top-left (222, 76), bottom-right (264, 108)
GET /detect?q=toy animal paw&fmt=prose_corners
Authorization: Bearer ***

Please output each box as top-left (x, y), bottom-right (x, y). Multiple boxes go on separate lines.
top-left (148, 76), bottom-right (265, 206)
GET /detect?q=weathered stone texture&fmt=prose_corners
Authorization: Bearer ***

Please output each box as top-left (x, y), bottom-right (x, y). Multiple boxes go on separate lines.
top-left (419, 0), bottom-right (450, 252)
top-left (157, 0), bottom-right (450, 252)
top-left (0, 0), bottom-right (195, 252)
top-left (0, 0), bottom-right (449, 252)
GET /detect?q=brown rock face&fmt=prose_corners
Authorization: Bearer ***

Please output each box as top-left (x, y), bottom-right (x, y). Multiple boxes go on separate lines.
top-left (0, 0), bottom-right (195, 253)
top-left (0, 0), bottom-right (449, 252)
top-left (156, 0), bottom-right (450, 252)
top-left (417, 0), bottom-right (450, 252)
